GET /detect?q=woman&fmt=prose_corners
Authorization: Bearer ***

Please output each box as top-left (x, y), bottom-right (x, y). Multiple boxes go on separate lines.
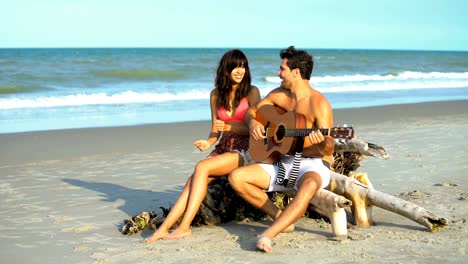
top-left (145, 49), bottom-right (260, 242)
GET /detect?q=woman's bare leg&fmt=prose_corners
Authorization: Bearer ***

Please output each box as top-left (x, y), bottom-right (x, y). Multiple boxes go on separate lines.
top-left (144, 176), bottom-right (194, 243)
top-left (166, 152), bottom-right (242, 240)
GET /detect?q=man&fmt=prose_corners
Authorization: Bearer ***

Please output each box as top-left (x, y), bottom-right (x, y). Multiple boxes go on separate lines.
top-left (228, 46), bottom-right (334, 253)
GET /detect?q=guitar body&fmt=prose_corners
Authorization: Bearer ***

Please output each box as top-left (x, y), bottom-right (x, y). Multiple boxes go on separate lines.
top-left (249, 105), bottom-right (300, 163)
top-left (249, 105), bottom-right (354, 163)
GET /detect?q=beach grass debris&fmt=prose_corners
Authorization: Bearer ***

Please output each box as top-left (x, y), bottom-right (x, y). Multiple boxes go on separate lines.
top-left (121, 207), bottom-right (170, 235)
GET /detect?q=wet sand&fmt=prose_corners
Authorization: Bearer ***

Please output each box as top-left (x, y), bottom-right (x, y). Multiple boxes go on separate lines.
top-left (1, 100), bottom-right (467, 263)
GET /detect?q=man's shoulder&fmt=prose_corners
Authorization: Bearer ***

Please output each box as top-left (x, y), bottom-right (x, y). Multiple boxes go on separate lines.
top-left (266, 88), bottom-right (292, 104)
top-left (310, 91), bottom-right (332, 113)
top-left (308, 88), bottom-right (329, 102)
top-left (269, 86), bottom-right (286, 92)
top-left (267, 87), bottom-right (290, 97)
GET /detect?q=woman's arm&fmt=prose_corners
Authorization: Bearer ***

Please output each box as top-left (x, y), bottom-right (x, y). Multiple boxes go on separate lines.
top-left (194, 89), bottom-right (220, 151)
top-left (246, 85), bottom-right (261, 109)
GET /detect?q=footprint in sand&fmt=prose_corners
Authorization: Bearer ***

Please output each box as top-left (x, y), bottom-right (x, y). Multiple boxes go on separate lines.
top-left (62, 225), bottom-right (97, 233)
top-left (458, 192), bottom-right (468, 200)
top-left (73, 245), bottom-right (92, 252)
top-left (434, 182), bottom-right (459, 187)
top-left (48, 215), bottom-right (74, 224)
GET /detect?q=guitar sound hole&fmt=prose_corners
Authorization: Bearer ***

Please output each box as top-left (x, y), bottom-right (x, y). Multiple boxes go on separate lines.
top-left (276, 125), bottom-right (285, 140)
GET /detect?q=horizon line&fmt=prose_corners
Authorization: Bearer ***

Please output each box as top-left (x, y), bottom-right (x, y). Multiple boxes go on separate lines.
top-left (1, 46), bottom-right (467, 52)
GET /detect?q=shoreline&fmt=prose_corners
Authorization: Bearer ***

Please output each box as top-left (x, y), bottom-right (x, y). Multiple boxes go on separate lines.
top-left (2, 98), bottom-right (467, 135)
top-left (1, 99), bottom-right (467, 263)
top-left (1, 100), bottom-right (467, 166)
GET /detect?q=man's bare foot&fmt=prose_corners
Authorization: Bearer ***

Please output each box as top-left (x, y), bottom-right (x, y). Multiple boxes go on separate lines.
top-left (144, 229), bottom-right (169, 243)
top-left (165, 227), bottom-right (192, 240)
top-left (282, 224), bottom-right (295, 233)
top-left (256, 236), bottom-right (273, 253)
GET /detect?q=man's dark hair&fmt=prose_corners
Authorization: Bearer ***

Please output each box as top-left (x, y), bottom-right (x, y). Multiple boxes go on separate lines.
top-left (279, 46), bottom-right (313, 80)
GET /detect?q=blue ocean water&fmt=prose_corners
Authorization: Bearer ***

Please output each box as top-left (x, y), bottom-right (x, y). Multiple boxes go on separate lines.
top-left (1, 48), bottom-right (468, 133)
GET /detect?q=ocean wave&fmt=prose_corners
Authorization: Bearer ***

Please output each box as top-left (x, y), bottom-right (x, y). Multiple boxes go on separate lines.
top-left (0, 90), bottom-right (210, 109)
top-left (0, 59), bottom-right (17, 66)
top-left (93, 69), bottom-right (186, 80)
top-left (265, 71), bottom-right (468, 83)
top-left (0, 84), bottom-right (49, 95)
top-left (2, 80), bottom-right (468, 110)
top-left (320, 81), bottom-right (468, 93)
top-left (12, 73), bottom-right (67, 83)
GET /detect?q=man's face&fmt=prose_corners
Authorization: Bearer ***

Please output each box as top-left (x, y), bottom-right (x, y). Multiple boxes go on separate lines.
top-left (277, 58), bottom-right (294, 89)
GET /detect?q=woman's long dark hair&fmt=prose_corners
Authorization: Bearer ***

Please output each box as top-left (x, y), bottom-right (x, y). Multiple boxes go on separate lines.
top-left (214, 49), bottom-right (252, 111)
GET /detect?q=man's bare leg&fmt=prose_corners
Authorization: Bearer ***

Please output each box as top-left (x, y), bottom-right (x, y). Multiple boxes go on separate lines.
top-left (256, 173), bottom-right (321, 252)
top-left (257, 236), bottom-right (273, 253)
top-left (229, 165), bottom-right (295, 233)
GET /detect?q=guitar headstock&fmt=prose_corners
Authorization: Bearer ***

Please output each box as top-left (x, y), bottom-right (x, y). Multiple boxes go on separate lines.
top-left (330, 126), bottom-right (354, 140)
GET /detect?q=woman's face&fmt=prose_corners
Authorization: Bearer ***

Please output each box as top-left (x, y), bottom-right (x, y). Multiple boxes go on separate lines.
top-left (230, 65), bottom-right (246, 84)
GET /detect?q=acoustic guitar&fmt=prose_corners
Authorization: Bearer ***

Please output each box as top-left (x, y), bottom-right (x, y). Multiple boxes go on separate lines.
top-left (249, 105), bottom-right (354, 162)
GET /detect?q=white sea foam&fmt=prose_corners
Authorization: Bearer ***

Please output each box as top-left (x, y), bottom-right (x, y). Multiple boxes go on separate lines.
top-left (319, 81), bottom-right (468, 93)
top-left (2, 71), bottom-right (468, 110)
top-left (265, 71), bottom-right (468, 83)
top-left (0, 90), bottom-right (210, 109)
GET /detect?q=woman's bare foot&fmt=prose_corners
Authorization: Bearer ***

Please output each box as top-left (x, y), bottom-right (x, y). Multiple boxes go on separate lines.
top-left (256, 236), bottom-right (273, 253)
top-left (165, 227), bottom-right (192, 240)
top-left (144, 229), bottom-right (169, 243)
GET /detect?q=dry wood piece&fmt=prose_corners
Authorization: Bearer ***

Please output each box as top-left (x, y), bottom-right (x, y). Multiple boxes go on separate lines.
top-left (282, 189), bottom-right (352, 239)
top-left (334, 138), bottom-right (390, 159)
top-left (328, 172), bottom-right (448, 231)
top-left (333, 138), bottom-right (390, 176)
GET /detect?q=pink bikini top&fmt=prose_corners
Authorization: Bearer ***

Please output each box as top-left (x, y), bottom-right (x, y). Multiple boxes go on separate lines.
top-left (217, 97), bottom-right (249, 123)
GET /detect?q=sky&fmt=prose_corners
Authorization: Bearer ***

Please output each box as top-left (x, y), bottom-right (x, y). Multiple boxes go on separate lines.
top-left (2, 0), bottom-right (468, 51)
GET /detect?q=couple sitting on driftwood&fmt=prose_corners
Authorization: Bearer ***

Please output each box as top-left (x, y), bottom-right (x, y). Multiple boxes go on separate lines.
top-left (123, 47), bottom-right (446, 253)
top-left (142, 46), bottom-right (337, 253)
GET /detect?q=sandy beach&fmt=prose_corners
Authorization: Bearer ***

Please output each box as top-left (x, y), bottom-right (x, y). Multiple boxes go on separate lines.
top-left (1, 100), bottom-right (467, 264)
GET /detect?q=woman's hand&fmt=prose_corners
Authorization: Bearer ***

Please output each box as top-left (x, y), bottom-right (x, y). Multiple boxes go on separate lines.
top-left (194, 140), bottom-right (211, 151)
top-left (214, 120), bottom-right (226, 132)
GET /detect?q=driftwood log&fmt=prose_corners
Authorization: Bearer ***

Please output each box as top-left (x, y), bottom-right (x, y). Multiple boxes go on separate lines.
top-left (282, 188), bottom-right (351, 239)
top-left (329, 138), bottom-right (447, 232)
top-left (122, 138), bottom-right (448, 237)
top-left (328, 172), bottom-right (448, 231)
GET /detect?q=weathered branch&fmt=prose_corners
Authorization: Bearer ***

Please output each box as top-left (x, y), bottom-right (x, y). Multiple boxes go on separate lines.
top-left (332, 139), bottom-right (389, 176)
top-left (328, 172), bottom-right (448, 231)
top-left (334, 138), bottom-right (390, 160)
top-left (368, 188), bottom-right (448, 231)
top-left (282, 189), bottom-right (352, 239)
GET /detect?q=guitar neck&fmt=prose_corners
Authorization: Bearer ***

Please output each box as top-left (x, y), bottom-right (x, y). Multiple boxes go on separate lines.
top-left (284, 128), bottom-right (330, 137)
